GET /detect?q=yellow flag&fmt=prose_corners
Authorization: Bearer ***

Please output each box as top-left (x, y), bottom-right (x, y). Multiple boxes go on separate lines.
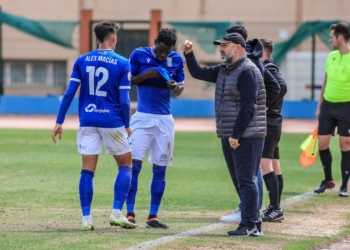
top-left (299, 127), bottom-right (318, 168)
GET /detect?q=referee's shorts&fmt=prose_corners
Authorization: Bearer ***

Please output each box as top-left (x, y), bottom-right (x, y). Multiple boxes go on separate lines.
top-left (318, 100), bottom-right (350, 137)
top-left (262, 125), bottom-right (281, 159)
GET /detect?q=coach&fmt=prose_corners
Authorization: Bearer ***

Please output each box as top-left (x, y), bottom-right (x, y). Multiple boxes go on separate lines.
top-left (181, 33), bottom-right (266, 237)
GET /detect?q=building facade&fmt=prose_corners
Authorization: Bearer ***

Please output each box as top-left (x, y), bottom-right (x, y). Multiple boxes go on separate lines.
top-left (1, 0), bottom-right (349, 100)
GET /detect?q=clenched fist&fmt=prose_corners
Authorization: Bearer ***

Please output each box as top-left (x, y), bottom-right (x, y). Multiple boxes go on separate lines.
top-left (181, 40), bottom-right (193, 54)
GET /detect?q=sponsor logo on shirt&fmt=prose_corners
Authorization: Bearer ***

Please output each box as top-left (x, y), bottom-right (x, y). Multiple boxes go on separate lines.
top-left (166, 58), bottom-right (172, 67)
top-left (85, 103), bottom-right (110, 113)
top-left (147, 58), bottom-right (151, 63)
top-left (160, 154), bottom-right (168, 162)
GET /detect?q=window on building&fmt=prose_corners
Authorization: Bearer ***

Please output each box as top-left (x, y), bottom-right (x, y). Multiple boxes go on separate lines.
top-left (4, 61), bottom-right (67, 87)
top-left (10, 63), bottom-right (26, 85)
top-left (53, 62), bottom-right (67, 87)
top-left (32, 63), bottom-right (47, 85)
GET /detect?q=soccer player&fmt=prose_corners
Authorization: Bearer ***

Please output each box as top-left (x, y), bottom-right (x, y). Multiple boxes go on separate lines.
top-left (314, 22), bottom-right (350, 197)
top-left (52, 21), bottom-right (136, 230)
top-left (259, 38), bottom-right (287, 222)
top-left (125, 29), bottom-right (185, 229)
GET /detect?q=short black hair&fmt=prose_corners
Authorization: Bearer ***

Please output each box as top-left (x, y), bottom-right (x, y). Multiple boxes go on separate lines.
top-left (94, 21), bottom-right (118, 43)
top-left (156, 29), bottom-right (177, 47)
top-left (330, 22), bottom-right (350, 41)
top-left (226, 25), bottom-right (248, 40)
top-left (260, 38), bottom-right (274, 58)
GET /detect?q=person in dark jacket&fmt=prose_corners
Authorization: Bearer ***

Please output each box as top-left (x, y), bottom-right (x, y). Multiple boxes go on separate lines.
top-left (226, 26), bottom-right (280, 108)
top-left (259, 38), bottom-right (287, 222)
top-left (220, 25), bottom-right (280, 224)
top-left (181, 33), bottom-right (266, 237)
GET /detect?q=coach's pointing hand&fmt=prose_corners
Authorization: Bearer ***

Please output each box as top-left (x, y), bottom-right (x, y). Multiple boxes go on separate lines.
top-left (52, 123), bottom-right (63, 143)
top-left (181, 40), bottom-right (193, 54)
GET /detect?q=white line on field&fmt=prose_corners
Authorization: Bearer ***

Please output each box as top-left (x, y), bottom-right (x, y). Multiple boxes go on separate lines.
top-left (127, 192), bottom-right (315, 250)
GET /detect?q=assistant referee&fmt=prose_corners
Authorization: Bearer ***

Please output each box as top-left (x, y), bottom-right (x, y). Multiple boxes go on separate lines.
top-left (314, 22), bottom-right (350, 197)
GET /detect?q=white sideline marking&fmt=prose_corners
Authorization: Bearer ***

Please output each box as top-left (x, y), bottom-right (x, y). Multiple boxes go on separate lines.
top-left (127, 192), bottom-right (316, 249)
top-left (281, 192), bottom-right (314, 206)
top-left (127, 223), bottom-right (226, 250)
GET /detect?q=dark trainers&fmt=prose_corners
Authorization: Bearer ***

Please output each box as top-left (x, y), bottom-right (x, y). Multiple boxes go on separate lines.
top-left (339, 188), bottom-right (349, 197)
top-left (314, 180), bottom-right (335, 194)
top-left (145, 218), bottom-right (169, 229)
top-left (227, 225), bottom-right (260, 237)
top-left (127, 212), bottom-right (136, 224)
top-left (127, 216), bottom-right (136, 224)
top-left (261, 206), bottom-right (284, 222)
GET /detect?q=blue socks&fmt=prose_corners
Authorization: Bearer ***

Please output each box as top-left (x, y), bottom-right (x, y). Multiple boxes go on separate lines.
top-left (150, 166), bottom-right (166, 216)
top-left (126, 162), bottom-right (142, 213)
top-left (113, 166), bottom-right (132, 210)
top-left (79, 170), bottom-right (94, 216)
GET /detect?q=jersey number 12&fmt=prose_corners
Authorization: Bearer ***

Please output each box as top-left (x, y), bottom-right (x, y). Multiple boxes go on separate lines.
top-left (86, 66), bottom-right (108, 97)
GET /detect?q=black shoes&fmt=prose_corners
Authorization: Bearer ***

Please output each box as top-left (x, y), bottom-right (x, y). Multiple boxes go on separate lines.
top-left (261, 206), bottom-right (284, 222)
top-left (314, 180), bottom-right (335, 194)
top-left (227, 225), bottom-right (261, 237)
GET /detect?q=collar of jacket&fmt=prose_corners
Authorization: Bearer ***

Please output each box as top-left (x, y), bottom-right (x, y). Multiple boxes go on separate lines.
top-left (221, 55), bottom-right (247, 74)
top-left (264, 58), bottom-right (275, 64)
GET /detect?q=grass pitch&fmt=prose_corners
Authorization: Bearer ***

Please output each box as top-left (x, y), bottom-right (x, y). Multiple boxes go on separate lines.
top-left (0, 129), bottom-right (347, 249)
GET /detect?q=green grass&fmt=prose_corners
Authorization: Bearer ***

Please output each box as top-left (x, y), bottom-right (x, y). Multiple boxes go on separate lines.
top-left (0, 129), bottom-right (346, 249)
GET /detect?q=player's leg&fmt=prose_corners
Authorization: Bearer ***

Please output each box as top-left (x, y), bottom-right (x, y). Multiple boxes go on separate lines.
top-left (272, 158), bottom-right (283, 204)
top-left (126, 159), bottom-right (142, 223)
top-left (337, 118), bottom-right (350, 197)
top-left (77, 127), bottom-right (102, 231)
top-left (145, 117), bottom-right (174, 229)
top-left (260, 126), bottom-right (283, 222)
top-left (273, 142), bottom-right (283, 204)
top-left (100, 127), bottom-right (136, 229)
top-left (125, 117), bottom-right (153, 224)
top-left (315, 101), bottom-right (336, 193)
top-left (220, 139), bottom-right (242, 223)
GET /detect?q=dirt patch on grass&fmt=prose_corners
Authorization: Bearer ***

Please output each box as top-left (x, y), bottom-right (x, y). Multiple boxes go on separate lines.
top-left (0, 190), bottom-right (349, 249)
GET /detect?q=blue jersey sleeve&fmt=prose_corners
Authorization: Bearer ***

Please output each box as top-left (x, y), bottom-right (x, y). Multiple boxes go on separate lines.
top-left (119, 62), bottom-right (131, 89)
top-left (129, 50), bottom-right (140, 77)
top-left (175, 57), bottom-right (185, 84)
top-left (119, 62), bottom-right (131, 128)
top-left (56, 58), bottom-right (81, 124)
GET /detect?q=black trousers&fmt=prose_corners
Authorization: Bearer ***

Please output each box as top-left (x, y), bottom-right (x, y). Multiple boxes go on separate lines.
top-left (221, 137), bottom-right (264, 228)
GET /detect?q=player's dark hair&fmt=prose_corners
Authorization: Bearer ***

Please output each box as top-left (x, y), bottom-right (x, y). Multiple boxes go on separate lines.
top-left (226, 25), bottom-right (248, 40)
top-left (260, 38), bottom-right (274, 58)
top-left (155, 29), bottom-right (177, 46)
top-left (330, 22), bottom-right (350, 41)
top-left (94, 21), bottom-right (119, 43)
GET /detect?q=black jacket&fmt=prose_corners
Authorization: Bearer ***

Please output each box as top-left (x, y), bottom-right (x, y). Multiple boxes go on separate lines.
top-left (246, 39), bottom-right (280, 108)
top-left (264, 58), bottom-right (287, 127)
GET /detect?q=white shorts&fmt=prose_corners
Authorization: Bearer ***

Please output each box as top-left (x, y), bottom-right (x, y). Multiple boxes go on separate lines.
top-left (77, 126), bottom-right (131, 155)
top-left (130, 111), bottom-right (175, 166)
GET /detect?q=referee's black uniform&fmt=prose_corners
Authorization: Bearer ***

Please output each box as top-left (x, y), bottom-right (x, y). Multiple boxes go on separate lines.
top-left (262, 58), bottom-right (287, 160)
